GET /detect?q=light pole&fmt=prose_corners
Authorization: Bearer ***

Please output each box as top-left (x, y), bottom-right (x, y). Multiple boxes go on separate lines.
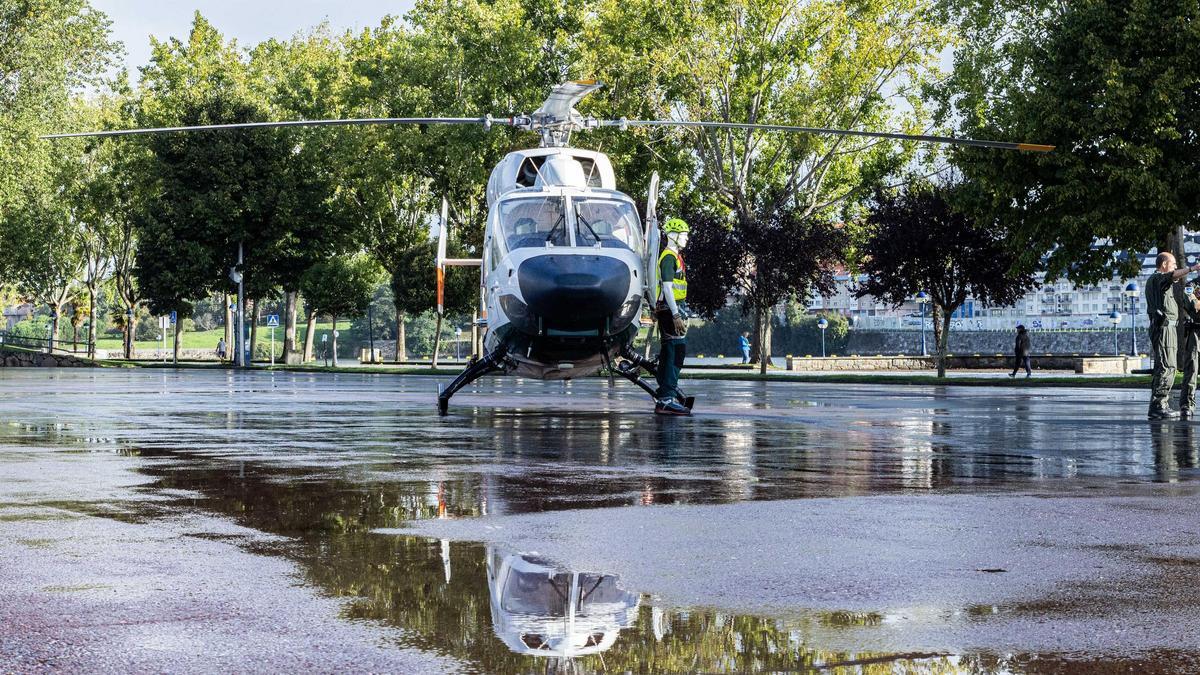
top-left (1124, 282), bottom-right (1139, 355)
top-left (916, 292), bottom-right (929, 356)
top-left (229, 243), bottom-right (245, 368)
top-left (817, 317), bottom-right (828, 358)
top-left (1109, 309), bottom-right (1122, 356)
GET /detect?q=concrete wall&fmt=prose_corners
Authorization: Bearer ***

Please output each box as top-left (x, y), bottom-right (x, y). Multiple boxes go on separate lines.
top-left (846, 329), bottom-right (1138, 357)
top-left (785, 354), bottom-right (1141, 374)
top-left (0, 348), bottom-right (95, 367)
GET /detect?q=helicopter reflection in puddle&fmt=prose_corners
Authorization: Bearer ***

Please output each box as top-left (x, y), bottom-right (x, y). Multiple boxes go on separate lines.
top-left (485, 546), bottom-right (640, 658)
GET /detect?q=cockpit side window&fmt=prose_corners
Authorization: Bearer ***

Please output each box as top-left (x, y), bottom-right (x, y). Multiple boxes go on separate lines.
top-left (515, 156), bottom-right (548, 187)
top-left (572, 198), bottom-right (643, 253)
top-left (500, 196), bottom-right (568, 249)
top-left (574, 157), bottom-right (603, 188)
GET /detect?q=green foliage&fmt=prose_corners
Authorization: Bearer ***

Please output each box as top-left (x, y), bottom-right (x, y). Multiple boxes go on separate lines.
top-left (0, 0), bottom-right (116, 224)
top-left (299, 254), bottom-right (385, 321)
top-left (939, 0), bottom-right (1200, 283)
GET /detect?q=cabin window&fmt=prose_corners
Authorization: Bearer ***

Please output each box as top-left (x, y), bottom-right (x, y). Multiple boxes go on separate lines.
top-left (572, 197), bottom-right (642, 253)
top-left (515, 156), bottom-right (548, 187)
top-left (501, 569), bottom-right (571, 616)
top-left (574, 156), bottom-right (603, 188)
top-left (499, 196), bottom-right (567, 248)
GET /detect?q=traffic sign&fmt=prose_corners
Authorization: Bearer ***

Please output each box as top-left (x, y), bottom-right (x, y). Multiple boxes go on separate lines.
top-left (169, 310), bottom-right (177, 325)
top-left (266, 314), bottom-right (280, 327)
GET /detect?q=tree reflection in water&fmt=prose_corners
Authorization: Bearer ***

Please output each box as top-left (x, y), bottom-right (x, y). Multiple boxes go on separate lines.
top-left (130, 448), bottom-right (1013, 673)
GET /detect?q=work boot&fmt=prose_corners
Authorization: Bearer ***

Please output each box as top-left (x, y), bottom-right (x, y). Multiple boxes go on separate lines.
top-left (1182, 408), bottom-right (1194, 419)
top-left (655, 398), bottom-right (692, 416)
top-left (1148, 409), bottom-right (1181, 421)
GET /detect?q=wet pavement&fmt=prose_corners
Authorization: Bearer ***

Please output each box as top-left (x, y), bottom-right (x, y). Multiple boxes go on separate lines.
top-left (2, 369), bottom-right (1199, 673)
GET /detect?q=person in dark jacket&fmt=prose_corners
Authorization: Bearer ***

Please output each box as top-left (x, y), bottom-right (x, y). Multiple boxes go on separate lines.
top-left (1010, 325), bottom-right (1031, 378)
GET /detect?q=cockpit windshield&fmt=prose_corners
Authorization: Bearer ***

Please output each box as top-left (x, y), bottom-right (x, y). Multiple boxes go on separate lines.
top-left (573, 198), bottom-right (642, 253)
top-left (500, 197), bottom-right (567, 249)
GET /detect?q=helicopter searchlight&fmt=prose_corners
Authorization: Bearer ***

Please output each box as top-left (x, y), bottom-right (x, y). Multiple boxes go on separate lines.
top-left (43, 80), bottom-right (1054, 415)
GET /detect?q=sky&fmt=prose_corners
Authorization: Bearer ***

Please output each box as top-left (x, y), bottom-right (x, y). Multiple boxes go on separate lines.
top-left (92, 0), bottom-right (417, 77)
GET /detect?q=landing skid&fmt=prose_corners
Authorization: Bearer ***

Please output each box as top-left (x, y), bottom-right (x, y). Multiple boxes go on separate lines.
top-left (616, 348), bottom-right (695, 411)
top-left (437, 348), bottom-right (508, 416)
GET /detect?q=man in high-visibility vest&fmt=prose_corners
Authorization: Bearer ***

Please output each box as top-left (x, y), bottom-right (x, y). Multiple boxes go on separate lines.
top-left (655, 218), bottom-right (691, 415)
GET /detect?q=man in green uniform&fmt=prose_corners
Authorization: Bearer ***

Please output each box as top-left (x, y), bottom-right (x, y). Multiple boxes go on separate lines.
top-left (1146, 252), bottom-right (1200, 419)
top-left (655, 218), bottom-right (691, 416)
top-left (1177, 283), bottom-right (1200, 417)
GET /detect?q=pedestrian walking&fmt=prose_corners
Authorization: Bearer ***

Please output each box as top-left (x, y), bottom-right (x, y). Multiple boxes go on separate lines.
top-left (1009, 325), bottom-right (1031, 378)
top-left (1177, 283), bottom-right (1200, 417)
top-left (739, 331), bottom-right (751, 364)
top-left (216, 337), bottom-right (227, 361)
top-left (1145, 252), bottom-right (1200, 420)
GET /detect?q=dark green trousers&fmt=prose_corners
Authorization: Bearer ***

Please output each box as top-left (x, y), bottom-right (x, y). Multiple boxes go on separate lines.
top-left (655, 338), bottom-right (686, 401)
top-left (1180, 326), bottom-right (1200, 411)
top-left (1150, 321), bottom-right (1178, 414)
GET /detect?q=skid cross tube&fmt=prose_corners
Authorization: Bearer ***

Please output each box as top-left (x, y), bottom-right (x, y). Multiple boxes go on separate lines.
top-left (437, 348), bottom-right (508, 416)
top-left (617, 347), bottom-right (695, 410)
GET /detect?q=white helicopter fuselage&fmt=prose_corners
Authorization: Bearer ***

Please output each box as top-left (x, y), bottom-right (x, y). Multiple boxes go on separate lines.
top-left (473, 147), bottom-right (654, 380)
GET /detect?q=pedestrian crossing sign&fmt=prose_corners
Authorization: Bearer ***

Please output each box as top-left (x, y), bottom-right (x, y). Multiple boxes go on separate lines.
top-left (266, 314), bottom-right (280, 327)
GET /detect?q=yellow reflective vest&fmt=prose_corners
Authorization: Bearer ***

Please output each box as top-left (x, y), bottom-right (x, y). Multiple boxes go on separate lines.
top-left (657, 248), bottom-right (687, 302)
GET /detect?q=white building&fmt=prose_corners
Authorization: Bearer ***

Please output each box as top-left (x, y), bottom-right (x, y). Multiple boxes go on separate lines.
top-left (811, 241), bottom-right (1198, 331)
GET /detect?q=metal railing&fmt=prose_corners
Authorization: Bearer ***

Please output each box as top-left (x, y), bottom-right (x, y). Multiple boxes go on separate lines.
top-left (0, 331), bottom-right (96, 355)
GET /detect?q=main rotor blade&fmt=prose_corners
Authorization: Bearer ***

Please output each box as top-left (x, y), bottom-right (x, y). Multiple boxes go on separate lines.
top-left (41, 116), bottom-right (508, 140)
top-left (600, 119), bottom-right (1054, 152)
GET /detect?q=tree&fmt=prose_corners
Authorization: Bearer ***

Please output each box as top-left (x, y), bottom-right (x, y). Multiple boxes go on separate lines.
top-left (586, 0), bottom-right (949, 364)
top-left (249, 27), bottom-right (358, 362)
top-left (855, 183), bottom-right (1036, 377)
top-left (0, 0), bottom-right (116, 227)
top-left (937, 0), bottom-right (1200, 283)
top-left (7, 193), bottom-right (83, 351)
top-left (685, 200), bottom-right (850, 373)
top-left (299, 254), bottom-right (384, 366)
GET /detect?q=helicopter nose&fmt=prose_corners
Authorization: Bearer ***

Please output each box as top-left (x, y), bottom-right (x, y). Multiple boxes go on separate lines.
top-left (518, 255), bottom-right (632, 332)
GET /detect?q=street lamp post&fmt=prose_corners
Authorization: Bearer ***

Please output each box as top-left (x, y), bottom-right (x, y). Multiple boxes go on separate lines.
top-left (817, 317), bottom-right (829, 358)
top-left (1109, 309), bottom-right (1122, 356)
top-left (916, 292), bottom-right (929, 356)
top-left (1124, 282), bottom-right (1139, 356)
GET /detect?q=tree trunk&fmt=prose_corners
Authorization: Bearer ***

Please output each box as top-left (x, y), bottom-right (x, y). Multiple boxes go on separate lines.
top-left (123, 304), bottom-right (135, 359)
top-left (48, 309), bottom-right (59, 353)
top-left (283, 291), bottom-right (298, 363)
top-left (303, 311), bottom-right (317, 363)
top-left (756, 305), bottom-right (773, 375)
top-left (331, 315), bottom-right (339, 367)
top-left (86, 284), bottom-right (96, 359)
top-left (248, 298), bottom-right (259, 364)
top-left (432, 313), bottom-right (443, 367)
top-left (173, 315), bottom-right (182, 364)
top-left (71, 323), bottom-right (78, 352)
top-left (937, 308), bottom-right (953, 378)
top-left (394, 308), bottom-right (406, 363)
top-left (223, 294), bottom-right (233, 363)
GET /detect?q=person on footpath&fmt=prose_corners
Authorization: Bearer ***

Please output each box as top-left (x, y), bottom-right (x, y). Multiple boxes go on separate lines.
top-left (1009, 324), bottom-right (1031, 378)
top-left (654, 218), bottom-right (691, 416)
top-left (216, 337), bottom-right (227, 361)
top-left (1177, 283), bottom-right (1200, 417)
top-left (739, 331), bottom-right (751, 364)
top-left (1146, 252), bottom-right (1200, 420)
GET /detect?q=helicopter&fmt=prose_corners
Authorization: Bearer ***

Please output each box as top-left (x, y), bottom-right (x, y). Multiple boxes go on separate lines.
top-left (485, 546), bottom-right (640, 659)
top-left (45, 80), bottom-right (1054, 415)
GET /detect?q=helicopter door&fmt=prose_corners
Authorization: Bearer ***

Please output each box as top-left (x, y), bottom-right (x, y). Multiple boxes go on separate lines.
top-left (643, 172), bottom-right (661, 305)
